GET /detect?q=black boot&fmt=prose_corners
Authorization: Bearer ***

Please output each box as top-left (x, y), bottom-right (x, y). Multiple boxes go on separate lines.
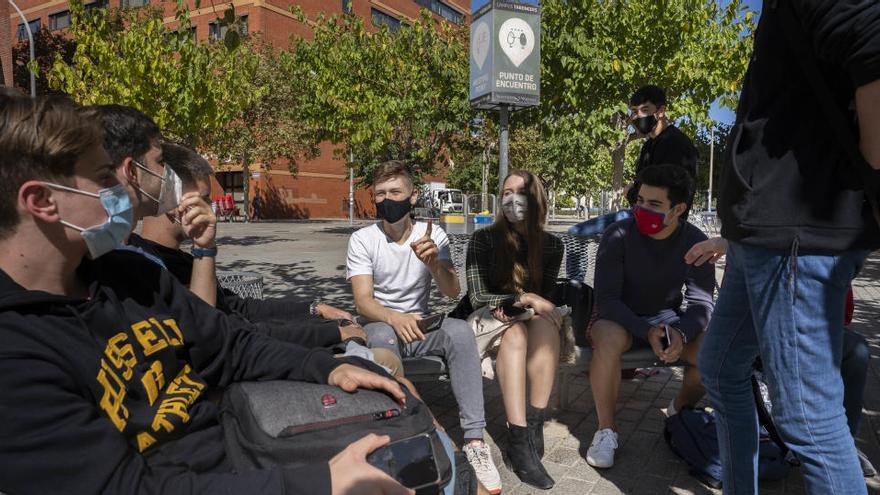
top-left (527, 407), bottom-right (546, 458)
top-left (505, 424), bottom-right (555, 490)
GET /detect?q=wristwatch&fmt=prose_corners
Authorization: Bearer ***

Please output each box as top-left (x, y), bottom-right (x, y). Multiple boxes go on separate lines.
top-left (670, 326), bottom-right (688, 344)
top-left (191, 246), bottom-right (218, 258)
top-left (309, 300), bottom-right (322, 318)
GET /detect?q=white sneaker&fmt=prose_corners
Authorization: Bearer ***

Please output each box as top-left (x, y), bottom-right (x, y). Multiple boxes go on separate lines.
top-left (586, 428), bottom-right (618, 468)
top-left (463, 440), bottom-right (502, 494)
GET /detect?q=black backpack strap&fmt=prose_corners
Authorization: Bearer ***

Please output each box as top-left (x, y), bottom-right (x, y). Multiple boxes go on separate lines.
top-left (750, 374), bottom-right (789, 456)
top-left (775, 0), bottom-right (878, 189)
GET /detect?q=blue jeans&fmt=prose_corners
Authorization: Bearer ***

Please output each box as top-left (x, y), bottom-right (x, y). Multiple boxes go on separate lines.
top-left (698, 241), bottom-right (868, 494)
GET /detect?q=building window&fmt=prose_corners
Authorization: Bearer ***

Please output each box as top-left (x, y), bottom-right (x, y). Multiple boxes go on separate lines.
top-left (166, 26), bottom-right (197, 45)
top-left (415, 0), bottom-right (464, 25)
top-left (48, 10), bottom-right (71, 31)
top-left (16, 19), bottom-right (41, 42)
top-left (84, 0), bottom-right (109, 15)
top-left (371, 8), bottom-right (400, 32)
top-left (209, 14), bottom-right (249, 42)
top-left (342, 0), bottom-right (353, 14)
top-left (122, 0), bottom-right (149, 9)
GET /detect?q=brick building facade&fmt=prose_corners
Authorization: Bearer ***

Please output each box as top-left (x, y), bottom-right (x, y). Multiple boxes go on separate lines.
top-left (6, 0), bottom-right (469, 218)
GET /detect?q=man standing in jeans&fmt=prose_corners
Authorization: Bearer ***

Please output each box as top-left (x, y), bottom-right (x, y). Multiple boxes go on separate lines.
top-left (698, 1), bottom-right (880, 494)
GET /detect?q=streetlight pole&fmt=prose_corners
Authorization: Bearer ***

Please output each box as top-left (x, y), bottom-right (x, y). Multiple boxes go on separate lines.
top-left (498, 103), bottom-right (509, 192)
top-left (8, 0), bottom-right (34, 97)
top-left (708, 126), bottom-right (715, 212)
top-left (349, 150), bottom-right (354, 225)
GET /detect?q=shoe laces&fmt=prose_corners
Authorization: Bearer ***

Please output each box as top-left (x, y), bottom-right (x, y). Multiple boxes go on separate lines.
top-left (591, 429), bottom-right (618, 449)
top-left (466, 443), bottom-right (493, 472)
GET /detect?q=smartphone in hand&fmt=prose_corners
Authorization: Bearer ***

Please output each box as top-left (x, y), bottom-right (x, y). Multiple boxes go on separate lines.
top-left (661, 324), bottom-right (671, 350)
top-left (498, 301), bottom-right (530, 318)
top-left (366, 433), bottom-right (442, 490)
top-left (417, 314), bottom-right (444, 333)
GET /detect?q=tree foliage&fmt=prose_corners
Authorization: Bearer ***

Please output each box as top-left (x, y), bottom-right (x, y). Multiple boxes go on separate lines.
top-left (13, 29), bottom-right (76, 96)
top-left (540, 0), bottom-right (755, 206)
top-left (201, 35), bottom-right (319, 216)
top-left (285, 9), bottom-right (474, 183)
top-left (46, 0), bottom-right (258, 146)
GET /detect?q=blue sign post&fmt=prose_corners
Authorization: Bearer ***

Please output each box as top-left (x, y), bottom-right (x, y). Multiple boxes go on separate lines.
top-left (469, 0), bottom-right (541, 189)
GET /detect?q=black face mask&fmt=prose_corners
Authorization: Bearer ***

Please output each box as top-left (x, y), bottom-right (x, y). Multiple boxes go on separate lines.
top-left (375, 197), bottom-right (412, 224)
top-left (633, 114), bottom-right (658, 135)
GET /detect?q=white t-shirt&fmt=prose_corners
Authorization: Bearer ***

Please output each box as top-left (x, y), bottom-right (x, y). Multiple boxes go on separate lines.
top-left (346, 221), bottom-right (451, 316)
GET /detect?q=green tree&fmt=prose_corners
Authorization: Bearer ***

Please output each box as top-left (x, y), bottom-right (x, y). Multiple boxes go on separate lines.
top-left (201, 35), bottom-right (319, 218)
top-left (46, 0), bottom-right (258, 146)
top-left (13, 29), bottom-right (76, 96)
top-left (541, 0), bottom-right (755, 207)
top-left (285, 9), bottom-right (475, 183)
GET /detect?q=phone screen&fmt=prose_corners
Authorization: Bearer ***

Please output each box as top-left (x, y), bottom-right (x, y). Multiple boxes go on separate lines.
top-left (367, 434), bottom-right (440, 489)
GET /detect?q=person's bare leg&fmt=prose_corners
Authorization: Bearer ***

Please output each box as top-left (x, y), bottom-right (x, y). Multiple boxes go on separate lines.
top-left (675, 331), bottom-right (706, 410)
top-left (526, 316), bottom-right (561, 409)
top-left (589, 320), bottom-right (632, 430)
top-left (496, 322), bottom-right (529, 426)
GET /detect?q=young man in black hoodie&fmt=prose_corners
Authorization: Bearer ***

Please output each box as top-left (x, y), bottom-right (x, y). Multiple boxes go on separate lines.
top-left (698, 2), bottom-right (880, 494)
top-left (0, 94), bottom-right (410, 494)
top-left (568, 85), bottom-right (698, 237)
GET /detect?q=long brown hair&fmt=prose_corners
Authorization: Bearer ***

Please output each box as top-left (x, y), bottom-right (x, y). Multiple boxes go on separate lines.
top-left (490, 170), bottom-right (548, 294)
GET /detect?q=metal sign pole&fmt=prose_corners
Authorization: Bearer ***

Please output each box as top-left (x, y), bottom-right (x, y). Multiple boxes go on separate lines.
top-left (498, 103), bottom-right (509, 192)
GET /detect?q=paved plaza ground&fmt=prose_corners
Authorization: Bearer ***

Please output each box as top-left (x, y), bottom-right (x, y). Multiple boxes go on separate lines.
top-left (215, 219), bottom-right (880, 495)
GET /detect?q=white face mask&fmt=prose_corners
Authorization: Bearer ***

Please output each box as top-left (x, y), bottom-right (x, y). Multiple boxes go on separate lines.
top-left (133, 159), bottom-right (183, 215)
top-left (43, 182), bottom-right (134, 259)
top-left (501, 193), bottom-right (528, 223)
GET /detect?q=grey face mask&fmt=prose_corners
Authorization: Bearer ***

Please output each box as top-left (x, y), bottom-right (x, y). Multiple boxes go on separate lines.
top-left (133, 159), bottom-right (183, 215)
top-left (501, 193), bottom-right (528, 223)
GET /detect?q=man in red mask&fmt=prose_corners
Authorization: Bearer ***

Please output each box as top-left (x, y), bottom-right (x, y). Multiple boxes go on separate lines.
top-left (584, 165), bottom-right (716, 470)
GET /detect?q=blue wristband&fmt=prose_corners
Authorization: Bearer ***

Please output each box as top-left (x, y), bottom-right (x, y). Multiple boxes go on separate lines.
top-left (191, 246), bottom-right (218, 258)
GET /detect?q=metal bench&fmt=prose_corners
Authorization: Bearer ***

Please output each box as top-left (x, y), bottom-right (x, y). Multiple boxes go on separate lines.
top-left (217, 271), bottom-right (265, 300)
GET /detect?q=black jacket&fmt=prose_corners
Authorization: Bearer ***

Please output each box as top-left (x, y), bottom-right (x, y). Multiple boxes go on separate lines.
top-left (0, 252), bottom-right (341, 494)
top-left (718, 0), bottom-right (880, 251)
top-left (626, 125), bottom-right (698, 205)
top-left (127, 234), bottom-right (341, 349)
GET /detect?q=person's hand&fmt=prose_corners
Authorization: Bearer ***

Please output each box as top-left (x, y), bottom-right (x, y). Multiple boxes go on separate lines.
top-left (521, 293), bottom-right (562, 329)
top-left (660, 328), bottom-right (684, 364)
top-left (327, 363), bottom-right (406, 405)
top-left (410, 221), bottom-right (439, 269)
top-left (684, 237), bottom-right (728, 266)
top-left (177, 192), bottom-right (217, 249)
top-left (318, 303), bottom-right (356, 322)
top-left (339, 321), bottom-right (368, 341)
top-left (386, 311), bottom-right (425, 344)
top-left (647, 325), bottom-right (667, 361)
top-left (329, 434), bottom-right (415, 495)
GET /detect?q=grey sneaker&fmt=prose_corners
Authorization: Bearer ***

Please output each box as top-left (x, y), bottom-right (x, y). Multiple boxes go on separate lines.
top-left (586, 428), bottom-right (618, 469)
top-left (463, 440), bottom-right (502, 494)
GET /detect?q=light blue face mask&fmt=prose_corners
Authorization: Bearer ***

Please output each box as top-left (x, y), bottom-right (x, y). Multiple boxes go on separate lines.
top-left (44, 182), bottom-right (135, 259)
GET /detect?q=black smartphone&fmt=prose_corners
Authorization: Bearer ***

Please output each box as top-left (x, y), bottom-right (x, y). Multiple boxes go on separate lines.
top-left (366, 433), bottom-right (441, 490)
top-left (498, 301), bottom-right (528, 318)
top-left (417, 314), bottom-right (444, 333)
top-left (661, 325), bottom-right (671, 350)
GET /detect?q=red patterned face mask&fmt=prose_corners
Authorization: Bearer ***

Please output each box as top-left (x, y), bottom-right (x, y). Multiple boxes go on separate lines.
top-left (633, 206), bottom-right (666, 235)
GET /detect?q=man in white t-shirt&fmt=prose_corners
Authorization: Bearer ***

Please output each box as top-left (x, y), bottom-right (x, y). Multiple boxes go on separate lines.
top-left (347, 161), bottom-right (502, 494)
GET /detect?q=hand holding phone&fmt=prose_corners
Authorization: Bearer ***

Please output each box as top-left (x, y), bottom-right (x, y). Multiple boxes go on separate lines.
top-left (366, 433), bottom-right (441, 490)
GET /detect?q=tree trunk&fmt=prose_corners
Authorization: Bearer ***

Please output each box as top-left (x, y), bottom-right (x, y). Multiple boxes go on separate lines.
top-left (241, 152), bottom-right (250, 222)
top-left (610, 141), bottom-right (627, 210)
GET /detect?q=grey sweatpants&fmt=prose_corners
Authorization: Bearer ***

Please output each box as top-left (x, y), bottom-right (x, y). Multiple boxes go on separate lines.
top-left (363, 317), bottom-right (486, 440)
